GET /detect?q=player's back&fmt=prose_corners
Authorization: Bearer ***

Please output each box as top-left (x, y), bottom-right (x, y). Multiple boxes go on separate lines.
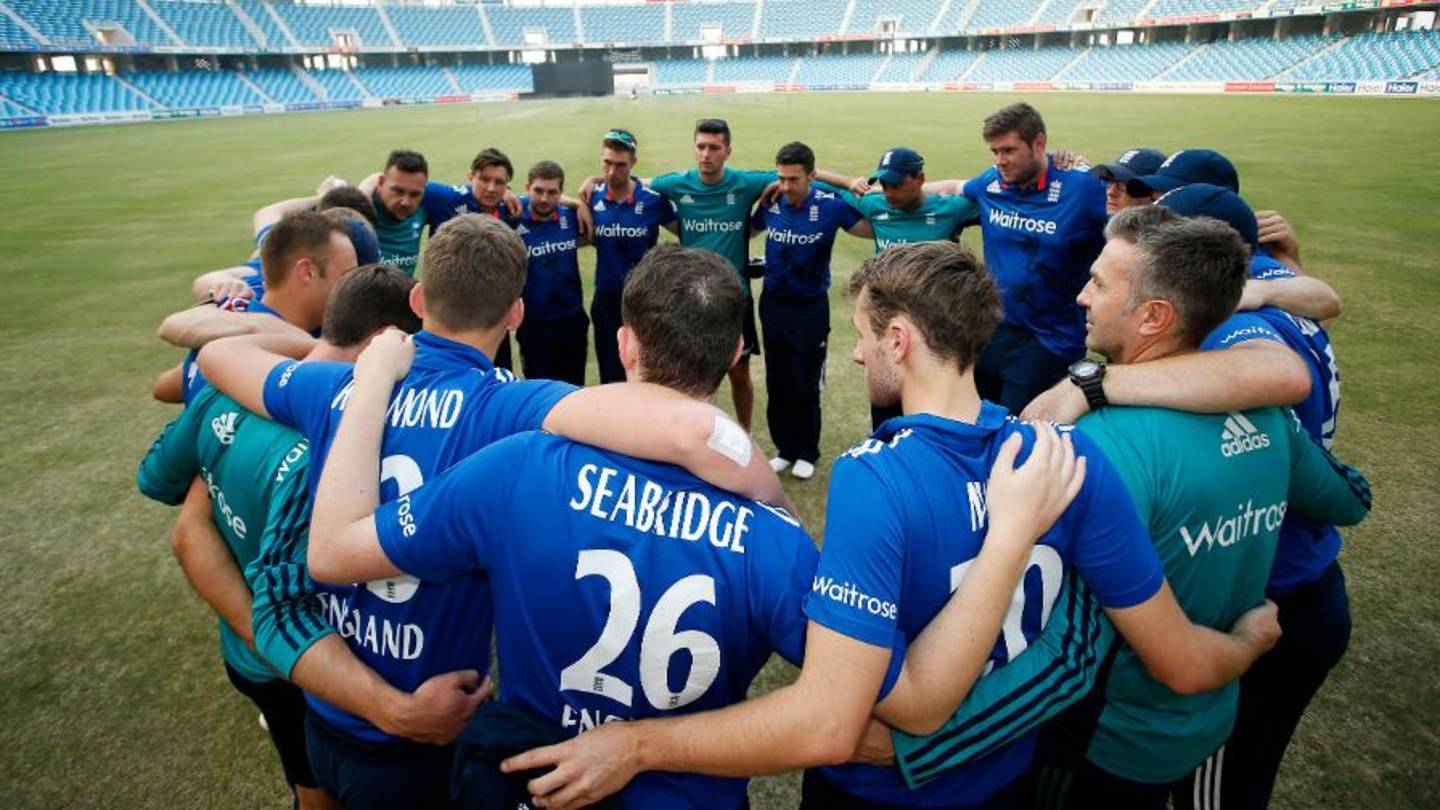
top-left (262, 329), bottom-right (574, 742)
top-left (379, 431), bottom-right (818, 808)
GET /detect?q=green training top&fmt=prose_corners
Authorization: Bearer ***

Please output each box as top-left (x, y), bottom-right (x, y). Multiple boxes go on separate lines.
top-left (649, 167), bottom-right (777, 287)
top-left (1077, 405), bottom-right (1371, 783)
top-left (137, 386), bottom-right (312, 683)
top-left (841, 189), bottom-right (979, 253)
top-left (371, 190), bottom-right (426, 277)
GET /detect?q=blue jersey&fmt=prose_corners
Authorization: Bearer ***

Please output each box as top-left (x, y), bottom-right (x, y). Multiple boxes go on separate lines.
top-left (420, 181), bottom-right (508, 231)
top-left (1202, 259), bottom-right (1343, 594)
top-left (806, 406), bottom-right (1164, 806)
top-left (237, 258), bottom-right (265, 299)
top-left (963, 161), bottom-right (1108, 360)
top-left (376, 432), bottom-right (818, 808)
top-left (590, 180), bottom-right (677, 296)
top-left (512, 198), bottom-right (584, 321)
top-left (260, 330), bottom-right (575, 743)
top-left (181, 297), bottom-right (283, 406)
top-left (749, 186), bottom-right (862, 300)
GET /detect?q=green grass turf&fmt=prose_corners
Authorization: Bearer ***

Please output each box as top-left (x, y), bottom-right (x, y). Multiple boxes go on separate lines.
top-left (0, 92), bottom-right (1436, 808)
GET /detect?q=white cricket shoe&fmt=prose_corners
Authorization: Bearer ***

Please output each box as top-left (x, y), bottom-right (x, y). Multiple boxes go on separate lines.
top-left (792, 460), bottom-right (816, 480)
top-left (770, 457), bottom-right (793, 473)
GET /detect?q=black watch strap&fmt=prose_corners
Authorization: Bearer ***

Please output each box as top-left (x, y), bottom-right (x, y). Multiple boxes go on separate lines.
top-left (1069, 362), bottom-right (1108, 410)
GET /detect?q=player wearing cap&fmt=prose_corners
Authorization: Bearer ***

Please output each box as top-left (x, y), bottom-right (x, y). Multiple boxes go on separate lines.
top-left (197, 215), bottom-right (785, 810)
top-left (512, 161), bottom-right (589, 385)
top-left (1019, 205), bottom-right (1370, 808)
top-left (1125, 148), bottom-right (1240, 203)
top-left (814, 147), bottom-right (978, 253)
top-left (586, 128), bottom-right (678, 383)
top-left (953, 103), bottom-right (1111, 413)
top-left (1152, 185), bottom-right (1351, 809)
top-left (749, 142), bottom-right (867, 480)
top-left (1090, 147), bottom-right (1167, 214)
top-left (583, 118), bottom-right (779, 431)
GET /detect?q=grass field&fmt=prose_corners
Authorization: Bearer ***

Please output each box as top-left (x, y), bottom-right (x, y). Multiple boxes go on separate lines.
top-left (1, 91), bottom-right (1437, 808)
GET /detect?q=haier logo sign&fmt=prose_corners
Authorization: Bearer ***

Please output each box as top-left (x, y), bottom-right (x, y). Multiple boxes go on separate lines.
top-left (1385, 81), bottom-right (1418, 95)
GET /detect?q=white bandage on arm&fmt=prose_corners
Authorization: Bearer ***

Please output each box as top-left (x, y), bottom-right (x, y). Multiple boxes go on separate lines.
top-left (707, 413), bottom-right (753, 467)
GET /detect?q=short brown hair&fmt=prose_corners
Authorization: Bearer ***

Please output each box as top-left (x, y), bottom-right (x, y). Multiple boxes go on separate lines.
top-left (527, 160), bottom-right (565, 188)
top-left (260, 210), bottom-right (349, 289)
top-left (1105, 205), bottom-right (1250, 345)
top-left (849, 241), bottom-right (1002, 374)
top-left (622, 245), bottom-right (744, 397)
top-left (318, 186), bottom-right (377, 225)
top-left (420, 214), bottom-right (528, 332)
top-left (321, 264), bottom-right (421, 348)
top-left (471, 147), bottom-right (513, 179)
top-left (982, 102), bottom-right (1046, 144)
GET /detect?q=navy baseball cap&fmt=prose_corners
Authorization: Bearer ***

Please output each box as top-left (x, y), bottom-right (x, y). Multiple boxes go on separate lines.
top-left (1154, 183), bottom-right (1259, 250)
top-left (341, 217), bottom-right (381, 266)
top-left (1092, 147), bottom-right (1167, 184)
top-left (871, 147), bottom-right (924, 185)
top-left (1128, 149), bottom-right (1239, 197)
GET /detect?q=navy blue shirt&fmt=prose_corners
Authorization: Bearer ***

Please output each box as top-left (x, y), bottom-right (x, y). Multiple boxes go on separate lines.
top-left (259, 330), bottom-right (576, 743)
top-left (420, 180), bottom-right (507, 231)
top-left (807, 406), bottom-right (1164, 806)
top-left (376, 432), bottom-right (818, 807)
top-left (1201, 253), bottom-right (1343, 595)
top-left (512, 199), bottom-right (584, 321)
top-left (749, 186), bottom-right (863, 300)
top-left (589, 180), bottom-right (677, 296)
top-left (963, 161), bottom-right (1108, 360)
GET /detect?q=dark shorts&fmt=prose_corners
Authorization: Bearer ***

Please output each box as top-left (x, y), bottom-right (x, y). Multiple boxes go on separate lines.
top-left (304, 710), bottom-right (455, 810)
top-left (224, 664), bottom-right (317, 789)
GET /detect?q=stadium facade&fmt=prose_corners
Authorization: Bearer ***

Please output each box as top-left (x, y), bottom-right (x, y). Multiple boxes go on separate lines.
top-left (0, 0), bottom-right (1436, 129)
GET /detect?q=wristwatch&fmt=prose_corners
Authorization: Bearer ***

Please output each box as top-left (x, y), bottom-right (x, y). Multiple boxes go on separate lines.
top-left (1068, 360), bottom-right (1108, 410)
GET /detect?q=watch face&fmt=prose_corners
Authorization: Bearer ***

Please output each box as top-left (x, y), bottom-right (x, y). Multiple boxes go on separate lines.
top-left (1072, 360), bottom-right (1100, 379)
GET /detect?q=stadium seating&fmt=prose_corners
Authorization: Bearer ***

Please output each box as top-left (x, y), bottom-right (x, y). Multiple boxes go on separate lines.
top-left (873, 51), bottom-right (929, 82)
top-left (0, 12), bottom-right (39, 49)
top-left (242, 68), bottom-right (320, 104)
top-left (967, 46), bottom-right (1078, 82)
top-left (670, 2), bottom-right (756, 42)
top-left (1167, 35), bottom-right (1333, 81)
top-left (0, 97), bottom-right (32, 116)
top-left (232, 0), bottom-right (294, 48)
top-left (487, 6), bottom-right (576, 47)
top-left (848, 0), bottom-right (946, 36)
top-left (760, 0), bottom-right (849, 41)
top-left (351, 65), bottom-right (455, 99)
top-left (1058, 41), bottom-right (1195, 81)
top-left (1092, 0), bottom-right (1151, 24)
top-left (580, 5), bottom-right (666, 43)
top-left (652, 57), bottom-right (710, 85)
top-left (794, 53), bottom-right (886, 85)
top-left (386, 5), bottom-right (487, 48)
top-left (127, 70), bottom-right (266, 108)
top-left (1285, 30), bottom-right (1440, 80)
top-left (308, 69), bottom-right (366, 102)
top-left (271, 3), bottom-right (393, 49)
top-left (916, 48), bottom-right (982, 81)
top-left (1146, 0), bottom-right (1257, 19)
top-left (449, 63), bottom-right (534, 93)
top-left (0, 71), bottom-right (151, 113)
top-left (966, 0), bottom-right (1045, 32)
top-left (8, 0), bottom-right (171, 49)
top-left (712, 55), bottom-right (794, 83)
top-left (149, 0), bottom-right (257, 49)
top-left (1033, 0), bottom-right (1090, 27)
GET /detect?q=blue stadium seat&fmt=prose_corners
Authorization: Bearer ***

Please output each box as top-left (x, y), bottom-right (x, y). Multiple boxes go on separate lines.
top-left (351, 65), bottom-right (455, 99)
top-left (670, 2), bottom-right (756, 42)
top-left (873, 51), bottom-right (928, 82)
top-left (1092, 0), bottom-right (1150, 24)
top-left (965, 0), bottom-right (1044, 31)
top-left (0, 71), bottom-right (151, 114)
top-left (915, 49), bottom-right (982, 81)
top-left (967, 46), bottom-right (1076, 81)
top-left (308, 69), bottom-right (365, 102)
top-left (387, 6), bottom-right (487, 48)
top-left (1146, 0), bottom-right (1256, 19)
top-left (849, 0), bottom-right (946, 36)
top-left (232, 0), bottom-right (292, 48)
top-left (1167, 35), bottom-right (1333, 81)
top-left (271, 3), bottom-right (392, 48)
top-left (1058, 41), bottom-right (1195, 81)
top-left (487, 6), bottom-right (576, 47)
top-left (652, 58), bottom-right (710, 85)
top-left (149, 0), bottom-right (257, 49)
top-left (1286, 30), bottom-right (1440, 81)
top-left (712, 55), bottom-right (795, 83)
top-left (9, 0), bottom-right (171, 49)
top-left (761, 0), bottom-right (848, 41)
top-left (580, 5), bottom-right (666, 43)
top-left (449, 63), bottom-right (534, 94)
top-left (795, 53), bottom-right (886, 85)
top-left (0, 13), bottom-right (39, 49)
top-left (127, 70), bottom-right (267, 108)
top-left (242, 68), bottom-right (320, 104)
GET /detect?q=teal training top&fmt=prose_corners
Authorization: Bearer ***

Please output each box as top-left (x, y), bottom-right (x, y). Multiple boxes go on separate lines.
top-left (841, 189), bottom-right (979, 253)
top-left (1078, 405), bottom-right (1371, 783)
top-left (137, 386), bottom-right (313, 683)
top-left (649, 167), bottom-right (777, 287)
top-left (371, 190), bottom-right (426, 277)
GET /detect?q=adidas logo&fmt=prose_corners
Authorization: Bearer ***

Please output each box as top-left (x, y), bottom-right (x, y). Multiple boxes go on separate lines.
top-left (986, 180), bottom-right (1002, 194)
top-left (515, 224), bottom-right (529, 235)
top-left (680, 194), bottom-right (695, 204)
top-left (594, 200), bottom-right (606, 212)
top-left (211, 411), bottom-right (238, 445)
top-left (876, 212), bottom-right (890, 221)
top-left (1220, 412), bottom-right (1271, 457)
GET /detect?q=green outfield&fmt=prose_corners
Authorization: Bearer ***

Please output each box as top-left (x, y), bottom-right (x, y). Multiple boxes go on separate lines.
top-left (1, 92), bottom-right (1436, 808)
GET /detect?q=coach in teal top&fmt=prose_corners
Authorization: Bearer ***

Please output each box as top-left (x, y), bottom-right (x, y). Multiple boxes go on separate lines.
top-left (817, 147), bottom-right (980, 252)
top-left (369, 149), bottom-right (430, 276)
top-left (645, 118), bottom-right (777, 432)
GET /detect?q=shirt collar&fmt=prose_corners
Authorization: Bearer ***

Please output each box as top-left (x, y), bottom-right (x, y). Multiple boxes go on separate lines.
top-left (783, 186), bottom-right (818, 210)
top-left (1000, 158), bottom-right (1052, 193)
top-left (602, 180), bottom-right (639, 205)
top-left (521, 198), bottom-right (560, 224)
top-left (874, 401), bottom-right (1010, 441)
top-left (412, 330), bottom-right (495, 373)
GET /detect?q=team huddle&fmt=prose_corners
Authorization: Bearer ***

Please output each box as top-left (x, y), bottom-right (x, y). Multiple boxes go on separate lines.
top-left (137, 101), bottom-right (1373, 810)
